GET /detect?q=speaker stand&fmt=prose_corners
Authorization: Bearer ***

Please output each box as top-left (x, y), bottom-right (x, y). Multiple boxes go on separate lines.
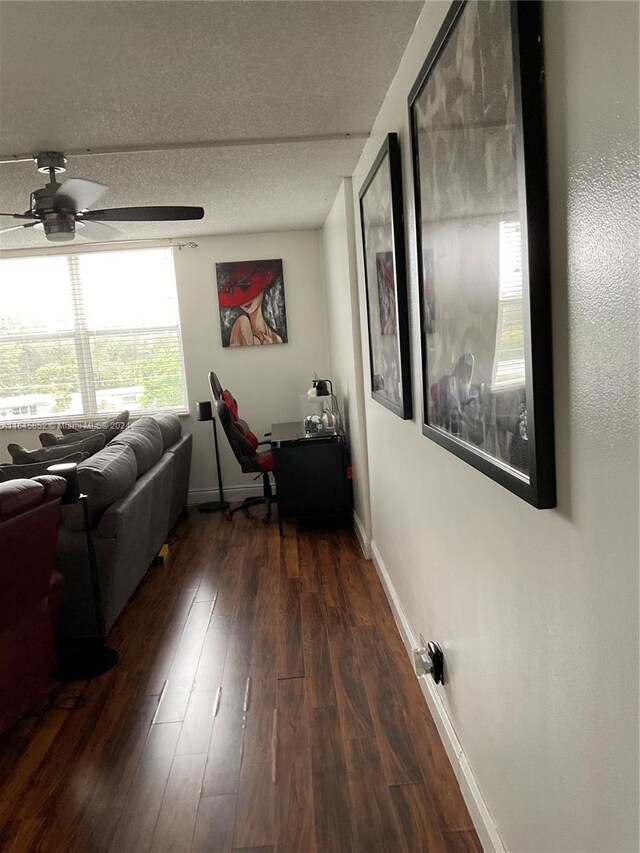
top-left (198, 417), bottom-right (229, 513)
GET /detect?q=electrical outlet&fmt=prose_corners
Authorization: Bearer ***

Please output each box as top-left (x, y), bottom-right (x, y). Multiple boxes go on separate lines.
top-left (413, 646), bottom-right (429, 676)
top-left (412, 635), bottom-right (445, 684)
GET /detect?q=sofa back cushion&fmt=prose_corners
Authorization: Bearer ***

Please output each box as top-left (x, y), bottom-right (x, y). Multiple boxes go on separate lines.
top-left (60, 410), bottom-right (130, 438)
top-left (0, 451), bottom-right (85, 483)
top-left (152, 412), bottom-right (182, 450)
top-left (62, 443), bottom-right (137, 531)
top-left (40, 428), bottom-right (105, 448)
top-left (9, 433), bottom-right (105, 463)
top-left (110, 417), bottom-right (163, 476)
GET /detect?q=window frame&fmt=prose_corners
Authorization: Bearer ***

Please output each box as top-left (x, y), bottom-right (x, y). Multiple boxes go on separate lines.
top-left (0, 247), bottom-right (189, 428)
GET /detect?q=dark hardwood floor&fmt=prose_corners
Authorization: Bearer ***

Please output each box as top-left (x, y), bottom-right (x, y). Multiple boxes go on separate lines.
top-left (0, 509), bottom-right (482, 852)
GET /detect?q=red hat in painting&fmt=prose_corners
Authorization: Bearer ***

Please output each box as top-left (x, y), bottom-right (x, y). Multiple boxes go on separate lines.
top-left (217, 261), bottom-right (277, 308)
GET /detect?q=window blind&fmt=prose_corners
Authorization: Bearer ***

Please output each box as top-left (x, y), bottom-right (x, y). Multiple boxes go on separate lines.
top-left (491, 220), bottom-right (526, 391)
top-left (0, 247), bottom-right (188, 425)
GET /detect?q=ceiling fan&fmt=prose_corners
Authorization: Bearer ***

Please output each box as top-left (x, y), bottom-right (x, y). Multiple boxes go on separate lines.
top-left (0, 151), bottom-right (204, 242)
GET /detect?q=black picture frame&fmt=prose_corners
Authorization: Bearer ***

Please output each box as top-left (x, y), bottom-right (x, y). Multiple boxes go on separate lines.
top-left (408, 0), bottom-right (556, 508)
top-left (358, 133), bottom-right (413, 419)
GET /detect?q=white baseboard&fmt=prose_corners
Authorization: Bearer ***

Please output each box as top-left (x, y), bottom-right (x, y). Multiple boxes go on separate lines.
top-left (370, 540), bottom-right (505, 853)
top-left (353, 511), bottom-right (372, 559)
top-left (188, 484), bottom-right (263, 506)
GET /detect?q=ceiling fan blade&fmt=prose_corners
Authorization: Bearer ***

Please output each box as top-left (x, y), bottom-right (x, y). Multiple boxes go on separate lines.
top-left (0, 221), bottom-right (39, 235)
top-left (82, 206), bottom-right (205, 222)
top-left (76, 219), bottom-right (122, 240)
top-left (55, 178), bottom-right (108, 212)
top-left (0, 212), bottom-right (38, 219)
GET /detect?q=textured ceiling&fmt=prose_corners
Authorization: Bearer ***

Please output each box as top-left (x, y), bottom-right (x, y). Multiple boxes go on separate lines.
top-left (0, 0), bottom-right (423, 250)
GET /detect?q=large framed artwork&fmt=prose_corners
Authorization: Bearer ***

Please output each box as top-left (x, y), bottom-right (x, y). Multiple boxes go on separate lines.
top-left (216, 259), bottom-right (288, 347)
top-left (359, 133), bottom-right (412, 419)
top-left (408, 0), bottom-right (556, 508)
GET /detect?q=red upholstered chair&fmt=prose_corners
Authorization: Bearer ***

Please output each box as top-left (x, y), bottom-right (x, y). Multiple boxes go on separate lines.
top-left (214, 398), bottom-right (277, 526)
top-left (0, 476), bottom-right (66, 732)
top-left (209, 372), bottom-right (260, 443)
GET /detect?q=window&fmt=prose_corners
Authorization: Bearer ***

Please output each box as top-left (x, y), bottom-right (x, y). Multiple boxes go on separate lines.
top-left (0, 248), bottom-right (188, 425)
top-left (491, 220), bottom-right (526, 391)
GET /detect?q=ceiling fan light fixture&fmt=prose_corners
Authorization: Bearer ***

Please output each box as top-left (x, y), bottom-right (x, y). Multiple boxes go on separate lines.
top-left (42, 214), bottom-right (75, 242)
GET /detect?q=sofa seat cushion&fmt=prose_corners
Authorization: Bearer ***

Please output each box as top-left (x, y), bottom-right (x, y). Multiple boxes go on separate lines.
top-left (152, 412), bottom-right (182, 450)
top-left (0, 451), bottom-right (85, 483)
top-left (62, 443), bottom-right (137, 532)
top-left (110, 417), bottom-right (163, 476)
top-left (8, 433), bottom-right (105, 464)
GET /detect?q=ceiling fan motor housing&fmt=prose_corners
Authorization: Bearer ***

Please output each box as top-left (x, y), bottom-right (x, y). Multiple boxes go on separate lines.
top-left (30, 182), bottom-right (77, 241)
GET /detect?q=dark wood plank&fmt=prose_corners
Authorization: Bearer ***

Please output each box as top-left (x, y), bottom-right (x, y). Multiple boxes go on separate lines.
top-left (309, 705), bottom-right (354, 853)
top-left (277, 576), bottom-right (304, 679)
top-left (202, 632), bottom-right (253, 797)
top-left (232, 847), bottom-right (274, 853)
top-left (275, 678), bottom-right (315, 853)
top-left (283, 524), bottom-right (299, 578)
top-left (389, 783), bottom-right (448, 853)
top-left (154, 599), bottom-right (215, 724)
top-left (143, 588), bottom-right (198, 696)
top-left (61, 805), bottom-right (122, 853)
top-left (150, 752), bottom-right (207, 852)
top-left (444, 828), bottom-right (485, 853)
top-left (194, 539), bottom-right (228, 603)
top-left (0, 707), bottom-right (69, 823)
top-left (0, 818), bottom-right (45, 853)
top-left (39, 691), bottom-right (161, 852)
top-left (297, 532), bottom-right (323, 593)
top-left (232, 673), bottom-right (276, 850)
top-left (345, 736), bottom-right (404, 853)
top-left (301, 591), bottom-right (336, 709)
top-left (176, 615), bottom-right (231, 756)
top-left (213, 547), bottom-right (246, 618)
top-left (191, 794), bottom-right (236, 853)
top-left (338, 543), bottom-right (378, 627)
top-left (11, 675), bottom-right (115, 821)
top-left (230, 554), bottom-right (260, 634)
top-left (326, 620), bottom-right (374, 741)
top-left (108, 721), bottom-right (182, 852)
top-left (352, 624), bottom-right (422, 786)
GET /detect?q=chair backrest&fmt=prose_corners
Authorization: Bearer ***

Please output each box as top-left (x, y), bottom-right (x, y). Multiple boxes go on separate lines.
top-left (219, 389), bottom-right (260, 449)
top-left (209, 371), bottom-right (223, 401)
top-left (215, 399), bottom-right (257, 465)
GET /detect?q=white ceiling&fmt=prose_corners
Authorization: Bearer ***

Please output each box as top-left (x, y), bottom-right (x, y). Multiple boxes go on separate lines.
top-left (0, 0), bottom-right (423, 251)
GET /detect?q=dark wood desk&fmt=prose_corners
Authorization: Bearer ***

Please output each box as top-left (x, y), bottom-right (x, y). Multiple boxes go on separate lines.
top-left (271, 421), bottom-right (352, 529)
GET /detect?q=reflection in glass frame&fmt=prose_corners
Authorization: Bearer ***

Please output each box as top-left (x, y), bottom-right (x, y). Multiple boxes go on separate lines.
top-left (359, 133), bottom-right (412, 420)
top-left (408, 0), bottom-right (555, 507)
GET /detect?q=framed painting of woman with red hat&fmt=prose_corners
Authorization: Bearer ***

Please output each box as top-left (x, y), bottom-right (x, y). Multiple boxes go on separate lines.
top-left (216, 258), bottom-right (288, 347)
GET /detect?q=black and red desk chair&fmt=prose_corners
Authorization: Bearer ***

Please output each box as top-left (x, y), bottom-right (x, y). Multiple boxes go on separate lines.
top-left (214, 398), bottom-right (280, 531)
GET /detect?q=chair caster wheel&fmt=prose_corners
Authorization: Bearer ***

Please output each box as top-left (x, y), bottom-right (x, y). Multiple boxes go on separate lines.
top-left (225, 512), bottom-right (233, 522)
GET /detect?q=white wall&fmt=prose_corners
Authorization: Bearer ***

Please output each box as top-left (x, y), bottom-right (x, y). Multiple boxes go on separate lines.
top-left (322, 2), bottom-right (639, 851)
top-left (1, 229), bottom-right (331, 502)
top-left (322, 179), bottom-right (372, 552)
top-left (174, 229), bottom-right (330, 502)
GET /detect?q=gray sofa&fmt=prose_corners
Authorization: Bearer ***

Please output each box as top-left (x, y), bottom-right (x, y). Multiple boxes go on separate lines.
top-left (56, 412), bottom-right (192, 638)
